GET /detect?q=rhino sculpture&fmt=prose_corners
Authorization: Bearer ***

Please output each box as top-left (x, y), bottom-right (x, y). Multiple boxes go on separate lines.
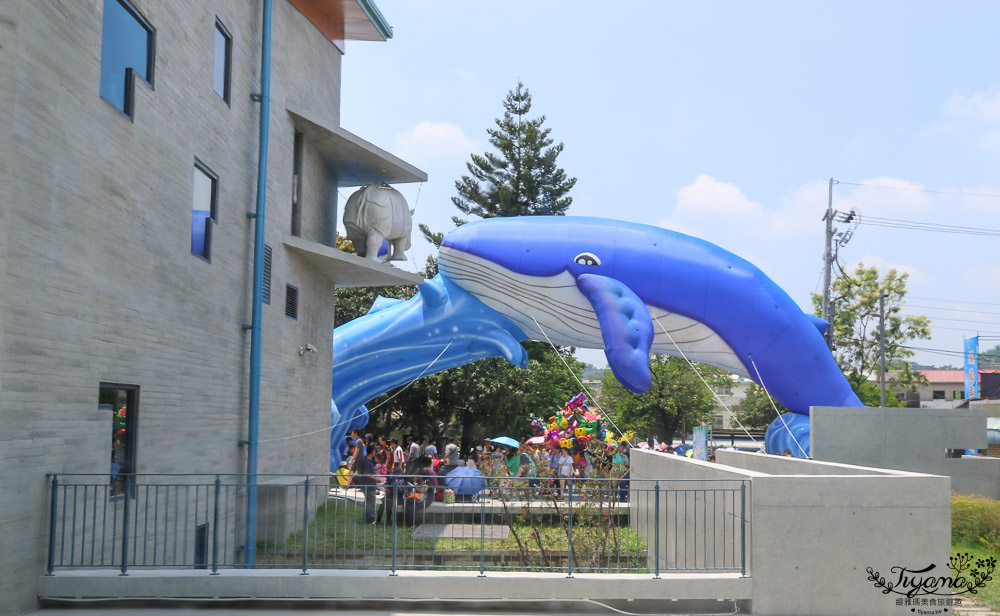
top-left (343, 183), bottom-right (413, 262)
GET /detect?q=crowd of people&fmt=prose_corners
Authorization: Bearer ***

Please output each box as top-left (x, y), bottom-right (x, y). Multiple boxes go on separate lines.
top-left (340, 430), bottom-right (634, 522)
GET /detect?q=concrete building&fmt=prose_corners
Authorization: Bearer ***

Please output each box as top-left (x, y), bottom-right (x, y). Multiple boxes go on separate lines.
top-left (885, 368), bottom-right (1000, 407)
top-left (711, 375), bottom-right (754, 430)
top-left (0, 0), bottom-right (424, 613)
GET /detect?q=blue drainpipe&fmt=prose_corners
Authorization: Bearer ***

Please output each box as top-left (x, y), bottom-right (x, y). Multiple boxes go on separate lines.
top-left (246, 0), bottom-right (273, 568)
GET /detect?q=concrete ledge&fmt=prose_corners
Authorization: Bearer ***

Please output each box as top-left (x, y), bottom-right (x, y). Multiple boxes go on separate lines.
top-left (39, 568), bottom-right (751, 603)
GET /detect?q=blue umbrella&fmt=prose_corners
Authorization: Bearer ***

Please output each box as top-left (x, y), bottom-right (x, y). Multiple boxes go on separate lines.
top-left (444, 465), bottom-right (484, 496)
top-left (490, 436), bottom-right (520, 449)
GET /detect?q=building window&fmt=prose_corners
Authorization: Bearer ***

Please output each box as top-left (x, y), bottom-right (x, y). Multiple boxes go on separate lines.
top-left (213, 19), bottom-right (232, 103)
top-left (285, 284), bottom-right (298, 319)
top-left (291, 131), bottom-right (303, 236)
top-left (932, 390), bottom-right (945, 400)
top-left (713, 383), bottom-right (732, 396)
top-left (191, 160), bottom-right (218, 260)
top-left (263, 244), bottom-right (272, 304)
top-left (954, 390), bottom-right (965, 400)
top-left (102, 383), bottom-right (139, 497)
top-left (100, 0), bottom-right (154, 118)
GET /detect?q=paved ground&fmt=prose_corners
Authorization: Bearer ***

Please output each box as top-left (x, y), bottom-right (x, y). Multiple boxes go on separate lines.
top-left (33, 602), bottom-right (716, 616)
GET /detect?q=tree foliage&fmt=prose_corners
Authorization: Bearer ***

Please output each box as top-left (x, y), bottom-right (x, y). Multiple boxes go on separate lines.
top-left (732, 384), bottom-right (787, 430)
top-left (453, 81), bottom-right (577, 221)
top-left (419, 82), bottom-right (577, 247)
top-left (981, 344), bottom-right (1000, 370)
top-left (600, 356), bottom-right (728, 443)
top-left (811, 264), bottom-right (931, 405)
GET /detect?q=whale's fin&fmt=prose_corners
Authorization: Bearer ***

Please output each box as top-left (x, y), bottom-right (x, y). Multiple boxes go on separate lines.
top-left (807, 314), bottom-right (829, 336)
top-left (418, 279), bottom-right (448, 307)
top-left (575, 273), bottom-right (653, 393)
top-left (367, 296), bottom-right (405, 314)
top-left (469, 330), bottom-right (529, 369)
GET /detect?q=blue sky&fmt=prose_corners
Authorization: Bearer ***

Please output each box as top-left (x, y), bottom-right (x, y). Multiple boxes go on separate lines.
top-left (338, 1), bottom-right (1000, 370)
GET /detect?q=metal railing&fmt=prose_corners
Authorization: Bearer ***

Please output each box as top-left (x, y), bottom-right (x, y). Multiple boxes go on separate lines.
top-left (45, 473), bottom-right (748, 577)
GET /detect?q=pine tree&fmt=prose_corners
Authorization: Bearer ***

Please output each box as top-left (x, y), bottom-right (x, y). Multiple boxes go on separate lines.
top-left (421, 82), bottom-right (576, 245)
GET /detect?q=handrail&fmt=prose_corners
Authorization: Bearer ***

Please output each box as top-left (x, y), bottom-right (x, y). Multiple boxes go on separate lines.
top-left (44, 472), bottom-right (750, 577)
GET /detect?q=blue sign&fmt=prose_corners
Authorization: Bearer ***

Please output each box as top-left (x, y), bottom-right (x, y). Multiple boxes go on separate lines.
top-left (964, 337), bottom-right (979, 400)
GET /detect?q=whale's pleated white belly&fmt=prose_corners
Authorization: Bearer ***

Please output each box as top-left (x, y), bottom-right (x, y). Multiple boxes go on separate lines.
top-left (440, 247), bottom-right (749, 378)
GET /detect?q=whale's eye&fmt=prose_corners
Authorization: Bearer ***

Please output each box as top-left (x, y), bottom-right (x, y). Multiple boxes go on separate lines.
top-left (574, 252), bottom-right (601, 266)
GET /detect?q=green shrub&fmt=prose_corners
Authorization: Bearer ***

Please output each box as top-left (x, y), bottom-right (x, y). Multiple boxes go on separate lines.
top-left (952, 494), bottom-right (1000, 546)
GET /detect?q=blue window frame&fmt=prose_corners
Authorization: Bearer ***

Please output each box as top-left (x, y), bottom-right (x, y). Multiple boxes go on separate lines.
top-left (213, 19), bottom-right (232, 103)
top-left (191, 160), bottom-right (218, 260)
top-left (99, 0), bottom-right (154, 118)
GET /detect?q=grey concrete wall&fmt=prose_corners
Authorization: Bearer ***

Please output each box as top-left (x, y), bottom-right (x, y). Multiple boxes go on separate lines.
top-left (39, 568), bottom-right (753, 608)
top-left (0, 1), bottom-right (376, 612)
top-left (630, 449), bottom-right (950, 616)
top-left (811, 406), bottom-right (1000, 498)
top-left (629, 450), bottom-right (756, 573)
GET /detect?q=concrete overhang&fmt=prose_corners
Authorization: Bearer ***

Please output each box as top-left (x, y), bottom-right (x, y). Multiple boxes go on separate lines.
top-left (288, 107), bottom-right (427, 187)
top-left (288, 0), bottom-right (393, 52)
top-left (283, 234), bottom-right (423, 288)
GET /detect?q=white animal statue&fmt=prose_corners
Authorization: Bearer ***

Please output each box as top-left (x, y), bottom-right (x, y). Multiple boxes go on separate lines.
top-left (342, 183), bottom-right (413, 262)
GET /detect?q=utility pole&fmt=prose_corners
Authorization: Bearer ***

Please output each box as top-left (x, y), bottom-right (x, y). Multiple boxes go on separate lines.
top-left (821, 178), bottom-right (858, 351)
top-left (822, 178), bottom-right (836, 349)
top-left (879, 291), bottom-right (888, 407)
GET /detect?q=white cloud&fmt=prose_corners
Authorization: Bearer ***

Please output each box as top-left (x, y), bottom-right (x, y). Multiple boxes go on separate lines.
top-left (769, 181), bottom-right (829, 236)
top-left (924, 90), bottom-right (1000, 153)
top-left (653, 216), bottom-right (702, 238)
top-left (848, 254), bottom-right (929, 286)
top-left (944, 91), bottom-right (1000, 122)
top-left (675, 174), bottom-right (763, 219)
top-left (836, 176), bottom-right (934, 216)
top-left (393, 121), bottom-right (478, 165)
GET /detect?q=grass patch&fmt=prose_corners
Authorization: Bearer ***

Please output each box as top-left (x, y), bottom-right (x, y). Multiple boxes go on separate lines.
top-left (258, 491), bottom-right (647, 571)
top-left (952, 494), bottom-right (1000, 613)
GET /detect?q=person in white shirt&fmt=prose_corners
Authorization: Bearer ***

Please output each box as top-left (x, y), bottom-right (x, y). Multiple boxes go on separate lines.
top-left (556, 448), bottom-right (573, 496)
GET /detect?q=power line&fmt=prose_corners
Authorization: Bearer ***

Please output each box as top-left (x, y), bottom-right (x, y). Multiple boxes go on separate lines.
top-left (901, 313), bottom-right (1000, 326)
top-left (856, 215), bottom-right (1000, 237)
top-left (837, 180), bottom-right (1000, 200)
top-left (907, 303), bottom-right (1000, 317)
top-left (909, 295), bottom-right (1000, 308)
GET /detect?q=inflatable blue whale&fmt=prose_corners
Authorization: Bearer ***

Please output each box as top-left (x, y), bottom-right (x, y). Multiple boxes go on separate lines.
top-left (331, 216), bottom-right (862, 462)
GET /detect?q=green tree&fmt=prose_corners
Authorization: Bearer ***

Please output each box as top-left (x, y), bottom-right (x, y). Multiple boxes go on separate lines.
top-left (732, 384), bottom-right (787, 430)
top-left (980, 344), bottom-right (1000, 370)
top-left (811, 264), bottom-right (931, 406)
top-left (419, 82), bottom-right (577, 245)
top-left (600, 356), bottom-right (728, 443)
top-left (453, 81), bottom-right (576, 220)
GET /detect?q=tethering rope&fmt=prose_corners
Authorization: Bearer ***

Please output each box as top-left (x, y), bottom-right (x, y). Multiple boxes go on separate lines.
top-left (528, 314), bottom-right (634, 448)
top-left (746, 354), bottom-right (808, 457)
top-left (650, 315), bottom-right (763, 448)
top-left (256, 340), bottom-right (454, 444)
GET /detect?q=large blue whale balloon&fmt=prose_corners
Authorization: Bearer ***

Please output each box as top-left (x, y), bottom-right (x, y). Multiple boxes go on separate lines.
top-left (330, 216), bottom-right (862, 464)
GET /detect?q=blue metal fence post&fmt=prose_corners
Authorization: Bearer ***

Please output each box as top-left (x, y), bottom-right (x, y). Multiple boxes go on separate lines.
top-left (566, 479), bottom-right (573, 577)
top-left (120, 475), bottom-right (131, 576)
top-left (301, 476), bottom-right (310, 575)
top-left (211, 476), bottom-right (221, 575)
top-left (654, 482), bottom-right (660, 579)
top-left (740, 482), bottom-right (747, 577)
top-left (46, 475), bottom-right (58, 575)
